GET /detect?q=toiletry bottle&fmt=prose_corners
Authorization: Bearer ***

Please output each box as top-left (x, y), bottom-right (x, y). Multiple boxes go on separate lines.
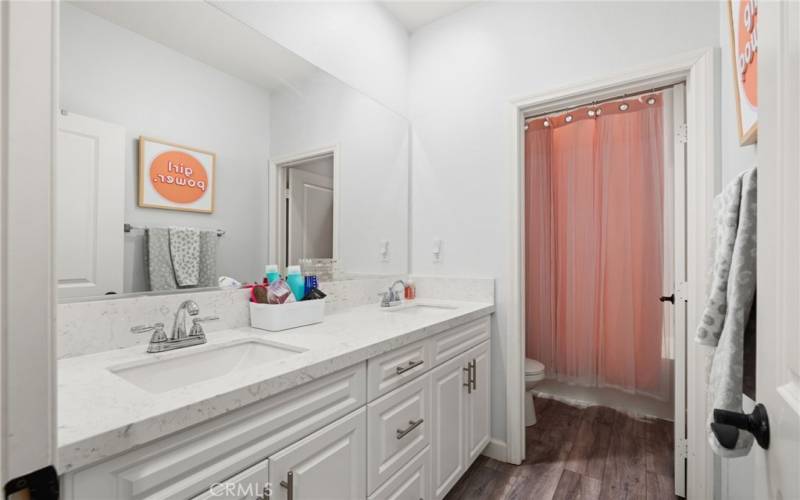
top-left (265, 264), bottom-right (280, 285)
top-left (303, 274), bottom-right (318, 299)
top-left (405, 279), bottom-right (416, 300)
top-left (286, 265), bottom-right (305, 301)
top-left (303, 274), bottom-right (317, 298)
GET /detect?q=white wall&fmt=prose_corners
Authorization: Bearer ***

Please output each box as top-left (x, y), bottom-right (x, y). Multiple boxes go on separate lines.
top-left (270, 69), bottom-right (410, 275)
top-left (409, 1), bottom-right (720, 446)
top-left (214, 1), bottom-right (410, 117)
top-left (60, 4), bottom-right (271, 292)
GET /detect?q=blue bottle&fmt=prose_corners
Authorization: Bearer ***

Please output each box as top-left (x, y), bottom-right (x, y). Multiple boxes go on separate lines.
top-left (304, 275), bottom-right (318, 298)
top-left (286, 265), bottom-right (305, 301)
top-left (265, 264), bottom-right (280, 284)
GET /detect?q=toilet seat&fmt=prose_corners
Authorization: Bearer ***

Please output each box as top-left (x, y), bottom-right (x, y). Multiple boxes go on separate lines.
top-left (525, 358), bottom-right (545, 376)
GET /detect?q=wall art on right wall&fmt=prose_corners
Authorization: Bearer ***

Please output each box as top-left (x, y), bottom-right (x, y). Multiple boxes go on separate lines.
top-left (728, 0), bottom-right (758, 145)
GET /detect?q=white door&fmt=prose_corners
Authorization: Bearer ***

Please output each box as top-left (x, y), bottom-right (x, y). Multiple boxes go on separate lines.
top-left (749, 2), bottom-right (800, 499)
top-left (1, 0), bottom-right (57, 492)
top-left (56, 112), bottom-right (125, 298)
top-left (268, 408), bottom-right (366, 500)
top-left (430, 354), bottom-right (466, 500)
top-left (287, 168), bottom-right (333, 266)
top-left (464, 341), bottom-right (490, 465)
top-left (667, 84), bottom-right (689, 498)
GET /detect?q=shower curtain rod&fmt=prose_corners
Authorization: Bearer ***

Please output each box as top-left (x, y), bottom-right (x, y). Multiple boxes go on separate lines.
top-left (524, 84), bottom-right (676, 122)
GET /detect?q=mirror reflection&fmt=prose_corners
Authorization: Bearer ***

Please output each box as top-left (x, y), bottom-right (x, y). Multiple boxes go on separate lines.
top-left (57, 1), bottom-right (409, 300)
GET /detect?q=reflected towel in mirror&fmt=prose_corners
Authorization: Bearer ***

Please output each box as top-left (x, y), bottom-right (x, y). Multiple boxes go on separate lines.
top-left (145, 227), bottom-right (218, 291)
top-left (146, 227), bottom-right (178, 291)
top-left (169, 227), bottom-right (200, 287)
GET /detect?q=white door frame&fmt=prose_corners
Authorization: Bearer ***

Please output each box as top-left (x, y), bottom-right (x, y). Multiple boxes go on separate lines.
top-left (506, 47), bottom-right (718, 499)
top-left (268, 145), bottom-right (340, 271)
top-left (1, 0), bottom-right (58, 488)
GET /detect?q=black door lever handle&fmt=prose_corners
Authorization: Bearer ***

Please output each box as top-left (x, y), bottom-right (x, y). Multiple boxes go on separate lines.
top-left (711, 403), bottom-right (770, 450)
top-left (659, 294), bottom-right (675, 304)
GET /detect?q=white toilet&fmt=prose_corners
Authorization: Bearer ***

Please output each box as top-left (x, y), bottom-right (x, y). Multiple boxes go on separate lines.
top-left (525, 358), bottom-right (546, 426)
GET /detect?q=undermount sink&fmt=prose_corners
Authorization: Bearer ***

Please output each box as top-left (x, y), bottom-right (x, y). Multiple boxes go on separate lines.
top-left (382, 302), bottom-right (459, 313)
top-left (109, 339), bottom-right (306, 394)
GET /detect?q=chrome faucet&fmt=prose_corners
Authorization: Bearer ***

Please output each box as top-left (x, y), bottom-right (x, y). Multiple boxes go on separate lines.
top-left (131, 300), bottom-right (218, 353)
top-left (172, 300), bottom-right (200, 340)
top-left (378, 280), bottom-right (406, 308)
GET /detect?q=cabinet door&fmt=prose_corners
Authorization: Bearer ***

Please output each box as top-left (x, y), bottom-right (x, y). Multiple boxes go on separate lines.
top-left (192, 460), bottom-right (269, 500)
top-left (368, 446), bottom-right (430, 500)
top-left (430, 354), bottom-right (466, 500)
top-left (464, 341), bottom-right (490, 465)
top-left (268, 408), bottom-right (366, 500)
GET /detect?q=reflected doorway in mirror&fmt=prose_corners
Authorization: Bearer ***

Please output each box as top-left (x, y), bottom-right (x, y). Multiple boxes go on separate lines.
top-left (270, 147), bottom-right (339, 274)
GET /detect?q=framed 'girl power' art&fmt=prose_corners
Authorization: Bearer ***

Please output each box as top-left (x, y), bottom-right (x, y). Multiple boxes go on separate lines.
top-left (138, 136), bottom-right (216, 213)
top-left (727, 0), bottom-right (758, 145)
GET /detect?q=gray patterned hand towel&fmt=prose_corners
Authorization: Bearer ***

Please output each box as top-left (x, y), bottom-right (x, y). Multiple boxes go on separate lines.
top-left (169, 227), bottom-right (200, 287)
top-left (695, 167), bottom-right (757, 458)
top-left (146, 227), bottom-right (178, 291)
top-left (197, 230), bottom-right (218, 288)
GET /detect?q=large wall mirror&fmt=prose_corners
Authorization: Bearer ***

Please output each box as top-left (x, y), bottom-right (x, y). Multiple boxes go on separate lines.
top-left (57, 1), bottom-right (410, 301)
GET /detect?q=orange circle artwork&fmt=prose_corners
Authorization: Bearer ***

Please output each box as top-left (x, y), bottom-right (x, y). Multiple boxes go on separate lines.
top-left (737, 0), bottom-right (757, 108)
top-left (149, 151), bottom-right (209, 204)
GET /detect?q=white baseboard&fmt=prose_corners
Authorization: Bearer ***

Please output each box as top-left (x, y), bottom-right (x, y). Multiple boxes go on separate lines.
top-left (481, 438), bottom-right (508, 462)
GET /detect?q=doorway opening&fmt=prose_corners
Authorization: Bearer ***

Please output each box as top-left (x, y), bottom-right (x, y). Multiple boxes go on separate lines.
top-left (271, 148), bottom-right (339, 274)
top-left (505, 50), bottom-right (721, 496)
top-left (521, 84), bottom-right (687, 497)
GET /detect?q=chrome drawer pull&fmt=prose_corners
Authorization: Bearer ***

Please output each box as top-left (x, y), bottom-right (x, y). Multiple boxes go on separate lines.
top-left (280, 471), bottom-right (294, 500)
top-left (396, 359), bottom-right (424, 375)
top-left (463, 364), bottom-right (472, 394)
top-left (471, 359), bottom-right (477, 391)
top-left (396, 418), bottom-right (424, 439)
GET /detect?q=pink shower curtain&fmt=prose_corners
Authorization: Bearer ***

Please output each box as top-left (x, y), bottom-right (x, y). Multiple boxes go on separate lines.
top-left (525, 96), bottom-right (669, 400)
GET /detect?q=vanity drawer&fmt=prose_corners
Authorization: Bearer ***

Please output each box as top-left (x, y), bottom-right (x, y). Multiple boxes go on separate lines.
top-left (367, 373), bottom-right (431, 494)
top-left (367, 338), bottom-right (431, 401)
top-left (431, 316), bottom-right (490, 367)
top-left (368, 446), bottom-right (431, 500)
top-left (64, 363), bottom-right (365, 500)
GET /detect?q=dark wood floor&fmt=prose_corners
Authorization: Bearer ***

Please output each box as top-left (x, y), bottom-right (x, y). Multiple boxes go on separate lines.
top-left (445, 397), bottom-right (677, 500)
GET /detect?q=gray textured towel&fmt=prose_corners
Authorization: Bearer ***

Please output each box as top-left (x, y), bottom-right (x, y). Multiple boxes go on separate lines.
top-left (169, 227), bottom-right (200, 287)
top-left (696, 167), bottom-right (757, 458)
top-left (197, 230), bottom-right (218, 288)
top-left (146, 228), bottom-right (178, 291)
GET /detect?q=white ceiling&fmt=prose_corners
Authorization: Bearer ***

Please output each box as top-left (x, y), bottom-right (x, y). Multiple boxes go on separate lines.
top-left (379, 1), bottom-right (478, 32)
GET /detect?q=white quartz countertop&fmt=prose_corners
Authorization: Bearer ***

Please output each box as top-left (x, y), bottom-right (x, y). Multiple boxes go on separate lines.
top-left (58, 299), bottom-right (494, 472)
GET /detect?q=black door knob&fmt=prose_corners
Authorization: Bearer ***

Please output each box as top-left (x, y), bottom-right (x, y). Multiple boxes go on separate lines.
top-left (711, 403), bottom-right (770, 450)
top-left (659, 294), bottom-right (675, 304)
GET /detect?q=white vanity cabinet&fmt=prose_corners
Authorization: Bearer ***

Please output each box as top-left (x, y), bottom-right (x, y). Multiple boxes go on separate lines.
top-left (268, 408), bottom-right (366, 500)
top-left (60, 315), bottom-right (492, 500)
top-left (431, 340), bottom-right (491, 500)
